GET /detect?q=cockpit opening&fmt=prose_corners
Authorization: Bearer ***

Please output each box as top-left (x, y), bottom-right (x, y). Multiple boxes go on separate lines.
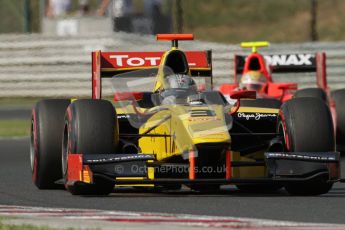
top-left (164, 50), bottom-right (189, 74)
top-left (249, 57), bottom-right (261, 70)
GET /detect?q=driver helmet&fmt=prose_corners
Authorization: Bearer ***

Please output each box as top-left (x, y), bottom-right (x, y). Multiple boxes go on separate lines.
top-left (239, 71), bottom-right (267, 93)
top-left (160, 74), bottom-right (198, 105)
top-left (164, 74), bottom-right (198, 92)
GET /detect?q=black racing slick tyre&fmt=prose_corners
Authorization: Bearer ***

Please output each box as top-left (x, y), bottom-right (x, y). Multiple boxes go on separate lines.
top-left (30, 99), bottom-right (70, 189)
top-left (63, 99), bottom-right (118, 195)
top-left (240, 98), bottom-right (282, 109)
top-left (279, 97), bottom-right (335, 196)
top-left (332, 89), bottom-right (345, 153)
top-left (294, 88), bottom-right (328, 104)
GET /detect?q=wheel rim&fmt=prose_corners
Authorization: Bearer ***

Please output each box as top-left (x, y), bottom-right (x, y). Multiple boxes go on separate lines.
top-left (278, 120), bottom-right (289, 151)
top-left (30, 119), bottom-right (35, 172)
top-left (62, 122), bottom-right (69, 178)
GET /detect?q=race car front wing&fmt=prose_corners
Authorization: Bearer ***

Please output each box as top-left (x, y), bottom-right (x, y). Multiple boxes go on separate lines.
top-left (65, 151), bottom-right (341, 187)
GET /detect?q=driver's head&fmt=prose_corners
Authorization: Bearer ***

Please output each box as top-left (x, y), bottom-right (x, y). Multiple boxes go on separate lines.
top-left (164, 74), bottom-right (198, 92)
top-left (239, 71), bottom-right (267, 93)
top-left (160, 74), bottom-right (198, 105)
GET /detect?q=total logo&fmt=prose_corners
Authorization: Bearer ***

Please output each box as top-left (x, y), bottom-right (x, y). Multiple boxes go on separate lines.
top-left (264, 54), bottom-right (313, 66)
top-left (109, 55), bottom-right (162, 67)
top-left (102, 51), bottom-right (207, 68)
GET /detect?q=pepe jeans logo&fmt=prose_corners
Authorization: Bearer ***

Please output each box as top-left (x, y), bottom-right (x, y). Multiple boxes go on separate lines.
top-left (237, 112), bottom-right (277, 120)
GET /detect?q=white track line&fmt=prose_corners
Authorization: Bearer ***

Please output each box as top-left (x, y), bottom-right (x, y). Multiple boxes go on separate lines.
top-left (0, 205), bottom-right (344, 230)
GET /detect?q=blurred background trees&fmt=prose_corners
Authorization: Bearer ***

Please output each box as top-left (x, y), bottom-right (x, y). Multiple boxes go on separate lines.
top-left (0, 0), bottom-right (345, 43)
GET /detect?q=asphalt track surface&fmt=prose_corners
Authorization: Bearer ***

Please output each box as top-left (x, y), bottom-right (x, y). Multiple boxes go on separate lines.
top-left (1, 137), bottom-right (345, 225)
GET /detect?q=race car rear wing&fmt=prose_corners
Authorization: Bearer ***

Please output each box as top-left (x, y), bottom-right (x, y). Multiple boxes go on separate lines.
top-left (234, 52), bottom-right (327, 89)
top-left (92, 50), bottom-right (212, 99)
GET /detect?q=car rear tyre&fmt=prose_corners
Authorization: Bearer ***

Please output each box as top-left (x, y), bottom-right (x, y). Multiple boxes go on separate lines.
top-left (279, 97), bottom-right (334, 195)
top-left (332, 89), bottom-right (345, 154)
top-left (294, 88), bottom-right (327, 104)
top-left (30, 99), bottom-right (70, 189)
top-left (63, 99), bottom-right (118, 195)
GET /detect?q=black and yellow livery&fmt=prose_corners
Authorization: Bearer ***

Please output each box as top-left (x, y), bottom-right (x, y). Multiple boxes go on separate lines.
top-left (30, 34), bottom-right (341, 196)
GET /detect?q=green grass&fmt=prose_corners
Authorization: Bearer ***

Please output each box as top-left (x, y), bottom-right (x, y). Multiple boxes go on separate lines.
top-left (0, 98), bottom-right (37, 138)
top-left (0, 217), bottom-right (47, 230)
top-left (0, 216), bottom-right (101, 230)
top-left (0, 98), bottom-right (39, 108)
top-left (0, 223), bottom-right (60, 230)
top-left (0, 120), bottom-right (30, 137)
top-left (0, 224), bottom-right (94, 230)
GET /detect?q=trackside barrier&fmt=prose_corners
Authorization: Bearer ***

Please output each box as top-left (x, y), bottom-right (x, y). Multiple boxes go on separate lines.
top-left (1, 34), bottom-right (345, 97)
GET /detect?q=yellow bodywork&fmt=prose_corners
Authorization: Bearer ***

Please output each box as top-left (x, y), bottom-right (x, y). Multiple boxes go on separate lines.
top-left (115, 103), bottom-right (279, 180)
top-left (153, 47), bottom-right (188, 92)
top-left (241, 41), bottom-right (270, 53)
top-left (113, 44), bottom-right (280, 182)
top-left (138, 105), bottom-right (231, 161)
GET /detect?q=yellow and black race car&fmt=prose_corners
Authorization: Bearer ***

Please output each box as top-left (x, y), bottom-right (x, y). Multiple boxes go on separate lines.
top-left (30, 34), bottom-right (341, 196)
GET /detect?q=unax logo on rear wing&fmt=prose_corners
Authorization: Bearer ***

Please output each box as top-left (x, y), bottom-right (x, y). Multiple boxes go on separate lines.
top-left (92, 51), bottom-right (212, 99)
top-left (234, 53), bottom-right (327, 89)
top-left (235, 54), bottom-right (320, 73)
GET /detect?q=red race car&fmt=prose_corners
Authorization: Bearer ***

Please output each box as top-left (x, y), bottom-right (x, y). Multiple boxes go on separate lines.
top-left (219, 41), bottom-right (345, 154)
